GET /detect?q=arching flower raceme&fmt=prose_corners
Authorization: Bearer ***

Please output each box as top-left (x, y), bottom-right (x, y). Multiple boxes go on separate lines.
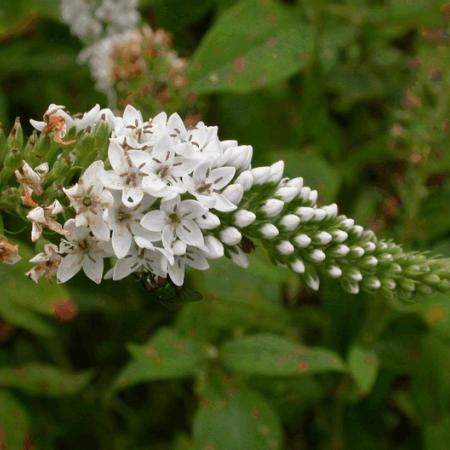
top-left (2, 104), bottom-right (445, 300)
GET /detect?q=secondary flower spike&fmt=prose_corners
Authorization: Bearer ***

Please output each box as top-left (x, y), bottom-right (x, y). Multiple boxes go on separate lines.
top-left (0, 104), bottom-right (449, 301)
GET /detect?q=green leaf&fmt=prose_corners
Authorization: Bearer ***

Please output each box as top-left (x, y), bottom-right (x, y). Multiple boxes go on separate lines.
top-left (0, 364), bottom-right (92, 397)
top-left (114, 328), bottom-right (207, 390)
top-left (348, 345), bottom-right (379, 395)
top-left (221, 333), bottom-right (345, 376)
top-left (194, 382), bottom-right (283, 450)
top-left (0, 390), bottom-right (30, 450)
top-left (0, 242), bottom-right (70, 335)
top-left (189, 0), bottom-right (314, 93)
top-left (424, 415), bottom-right (450, 450)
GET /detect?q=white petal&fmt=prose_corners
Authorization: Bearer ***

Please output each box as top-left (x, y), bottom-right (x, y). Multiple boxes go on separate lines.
top-left (89, 213), bottom-right (110, 241)
top-left (171, 157), bottom-right (198, 177)
top-left (122, 186), bottom-right (144, 207)
top-left (100, 171), bottom-right (124, 190)
top-left (210, 166), bottom-right (235, 189)
top-left (176, 219), bottom-right (204, 247)
top-left (185, 250), bottom-right (209, 270)
top-left (128, 150), bottom-right (152, 169)
top-left (212, 194), bottom-right (237, 212)
top-left (178, 200), bottom-right (207, 219)
top-left (57, 253), bottom-right (83, 283)
top-left (168, 258), bottom-right (185, 286)
top-left (112, 226), bottom-right (132, 258)
top-left (30, 119), bottom-right (46, 132)
top-left (123, 104), bottom-right (143, 125)
top-left (82, 255), bottom-right (104, 284)
top-left (82, 160), bottom-right (104, 186)
top-left (141, 210), bottom-right (167, 231)
top-left (113, 256), bottom-right (138, 280)
top-left (108, 141), bottom-right (127, 173)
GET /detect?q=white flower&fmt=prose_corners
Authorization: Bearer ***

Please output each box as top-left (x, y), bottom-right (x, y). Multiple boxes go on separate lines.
top-left (27, 244), bottom-right (61, 283)
top-left (168, 247), bottom-right (209, 286)
top-left (26, 200), bottom-right (65, 242)
top-left (101, 142), bottom-right (161, 207)
top-left (183, 163), bottom-right (236, 212)
top-left (112, 105), bottom-right (154, 149)
top-left (105, 192), bottom-right (158, 258)
top-left (140, 134), bottom-right (198, 198)
top-left (107, 244), bottom-right (170, 281)
top-left (57, 220), bottom-right (112, 284)
top-left (141, 195), bottom-right (207, 252)
top-left (63, 161), bottom-right (113, 240)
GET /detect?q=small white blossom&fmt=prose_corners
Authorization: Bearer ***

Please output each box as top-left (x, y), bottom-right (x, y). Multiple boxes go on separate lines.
top-left (141, 196), bottom-right (207, 252)
top-left (183, 163), bottom-right (236, 212)
top-left (168, 247), bottom-right (209, 286)
top-left (57, 220), bottom-right (112, 284)
top-left (64, 161), bottom-right (113, 240)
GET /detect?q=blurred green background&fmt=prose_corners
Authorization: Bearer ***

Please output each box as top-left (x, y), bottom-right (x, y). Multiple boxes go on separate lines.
top-left (1, 0), bottom-right (450, 449)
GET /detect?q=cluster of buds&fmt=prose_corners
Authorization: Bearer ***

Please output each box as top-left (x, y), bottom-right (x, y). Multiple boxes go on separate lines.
top-left (79, 25), bottom-right (197, 117)
top-left (0, 105), bottom-right (449, 301)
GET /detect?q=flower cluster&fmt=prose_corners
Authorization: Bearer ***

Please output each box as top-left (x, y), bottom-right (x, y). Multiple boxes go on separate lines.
top-left (60, 0), bottom-right (140, 41)
top-left (79, 25), bottom-right (196, 117)
top-left (26, 104), bottom-right (251, 287)
top-left (0, 104), bottom-right (448, 301)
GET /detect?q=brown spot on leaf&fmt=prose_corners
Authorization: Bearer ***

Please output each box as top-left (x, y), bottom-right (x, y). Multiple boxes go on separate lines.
top-left (298, 361), bottom-right (310, 371)
top-left (428, 305), bottom-right (446, 322)
top-left (252, 408), bottom-right (261, 417)
top-left (233, 56), bottom-right (247, 74)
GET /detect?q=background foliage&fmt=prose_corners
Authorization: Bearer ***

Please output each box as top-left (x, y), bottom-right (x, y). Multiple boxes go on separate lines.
top-left (1, 0), bottom-right (450, 449)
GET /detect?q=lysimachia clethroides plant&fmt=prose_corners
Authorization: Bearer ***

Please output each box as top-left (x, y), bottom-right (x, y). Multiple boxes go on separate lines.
top-left (0, 104), bottom-right (449, 301)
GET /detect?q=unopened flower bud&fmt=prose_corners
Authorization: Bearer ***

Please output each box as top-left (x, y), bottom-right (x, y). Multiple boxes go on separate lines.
top-left (294, 233), bottom-right (311, 248)
top-left (315, 231), bottom-right (332, 245)
top-left (309, 249), bottom-right (326, 262)
top-left (309, 190), bottom-right (318, 205)
top-left (275, 186), bottom-right (298, 202)
top-left (287, 177), bottom-right (303, 190)
top-left (222, 183), bottom-right (244, 205)
top-left (203, 235), bottom-right (224, 259)
top-left (267, 161), bottom-right (284, 183)
top-left (279, 214), bottom-right (300, 231)
top-left (323, 204), bottom-right (338, 218)
top-left (291, 258), bottom-right (305, 274)
top-left (296, 207), bottom-right (314, 222)
top-left (251, 166), bottom-right (271, 184)
top-left (260, 198), bottom-right (284, 217)
top-left (220, 227), bottom-right (242, 246)
top-left (229, 247), bottom-right (249, 269)
top-left (332, 230), bottom-right (348, 242)
top-left (235, 170), bottom-right (254, 191)
top-left (234, 210), bottom-right (256, 228)
top-left (328, 265), bottom-right (342, 278)
top-left (260, 223), bottom-right (279, 239)
top-left (276, 240), bottom-right (294, 255)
